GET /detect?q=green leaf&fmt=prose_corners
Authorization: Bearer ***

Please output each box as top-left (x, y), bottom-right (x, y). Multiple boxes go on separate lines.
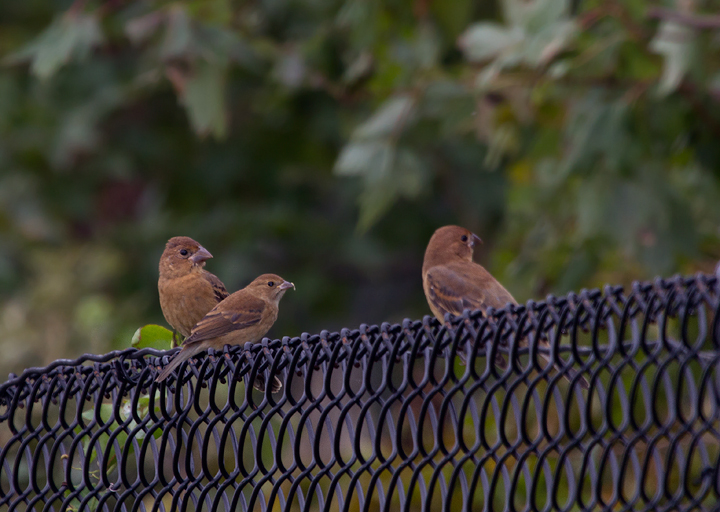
top-left (335, 93), bottom-right (427, 232)
top-left (462, 0), bottom-right (575, 69)
top-left (180, 60), bottom-right (228, 138)
top-left (334, 141), bottom-right (393, 180)
top-left (458, 23), bottom-right (523, 63)
top-left (5, 13), bottom-right (103, 80)
top-left (650, 21), bottom-right (695, 95)
top-left (355, 148), bottom-right (428, 233)
top-left (131, 324), bottom-right (174, 350)
top-left (354, 95), bottom-right (416, 140)
top-left (160, 7), bottom-right (194, 59)
top-left (521, 19), bottom-right (576, 66)
top-left (357, 180), bottom-right (397, 234)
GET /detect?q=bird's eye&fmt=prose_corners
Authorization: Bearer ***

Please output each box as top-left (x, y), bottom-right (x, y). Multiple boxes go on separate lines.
top-left (268, 281), bottom-right (275, 287)
top-left (461, 235), bottom-right (468, 242)
top-left (180, 249), bottom-right (189, 256)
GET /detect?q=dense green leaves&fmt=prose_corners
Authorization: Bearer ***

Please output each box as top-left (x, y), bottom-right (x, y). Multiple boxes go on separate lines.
top-left (459, 0), bottom-right (576, 70)
top-left (0, 0), bottom-right (719, 378)
top-left (334, 94), bottom-right (428, 231)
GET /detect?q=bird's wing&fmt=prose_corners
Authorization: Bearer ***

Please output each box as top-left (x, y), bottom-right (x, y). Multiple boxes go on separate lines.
top-left (427, 262), bottom-right (517, 318)
top-left (447, 261), bottom-right (517, 310)
top-left (425, 266), bottom-right (489, 318)
top-left (203, 270), bottom-right (229, 302)
top-left (183, 296), bottom-right (265, 346)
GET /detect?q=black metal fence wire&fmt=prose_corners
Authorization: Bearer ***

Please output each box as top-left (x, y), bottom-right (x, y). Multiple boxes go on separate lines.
top-left (1, 274), bottom-right (719, 511)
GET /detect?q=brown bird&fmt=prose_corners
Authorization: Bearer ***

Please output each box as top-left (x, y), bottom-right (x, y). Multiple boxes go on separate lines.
top-left (156, 273), bottom-right (295, 393)
top-left (158, 236), bottom-right (229, 341)
top-left (422, 225), bottom-right (589, 389)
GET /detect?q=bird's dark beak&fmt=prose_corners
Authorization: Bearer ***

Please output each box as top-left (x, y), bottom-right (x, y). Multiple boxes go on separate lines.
top-left (471, 234), bottom-right (483, 248)
top-left (279, 281), bottom-right (295, 291)
top-left (190, 246), bottom-right (213, 264)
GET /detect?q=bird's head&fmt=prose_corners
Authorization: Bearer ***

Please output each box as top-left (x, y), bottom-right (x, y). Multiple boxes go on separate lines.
top-left (424, 225), bottom-right (482, 267)
top-left (248, 273), bottom-right (295, 303)
top-left (159, 236), bottom-right (213, 277)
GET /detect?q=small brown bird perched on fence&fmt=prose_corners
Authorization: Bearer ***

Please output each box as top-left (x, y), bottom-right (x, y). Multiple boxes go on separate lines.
top-left (422, 225), bottom-right (589, 389)
top-left (156, 273), bottom-right (295, 393)
top-left (158, 236), bottom-right (229, 341)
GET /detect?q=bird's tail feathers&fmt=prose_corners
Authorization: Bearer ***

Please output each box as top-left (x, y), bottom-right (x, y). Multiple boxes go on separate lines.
top-left (253, 374), bottom-right (283, 393)
top-left (156, 344), bottom-right (204, 383)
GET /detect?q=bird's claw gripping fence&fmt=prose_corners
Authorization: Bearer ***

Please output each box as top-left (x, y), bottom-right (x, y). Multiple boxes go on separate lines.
top-left (1, 274), bottom-right (720, 511)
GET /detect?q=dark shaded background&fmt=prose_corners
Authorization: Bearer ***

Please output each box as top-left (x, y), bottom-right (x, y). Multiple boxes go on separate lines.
top-left (1, 0), bottom-right (719, 378)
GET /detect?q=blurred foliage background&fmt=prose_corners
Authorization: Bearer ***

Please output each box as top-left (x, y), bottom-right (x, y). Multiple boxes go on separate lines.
top-left (1, 0), bottom-right (720, 378)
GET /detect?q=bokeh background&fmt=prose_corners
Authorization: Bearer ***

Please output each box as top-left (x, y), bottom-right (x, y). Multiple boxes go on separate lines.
top-left (1, 0), bottom-right (719, 379)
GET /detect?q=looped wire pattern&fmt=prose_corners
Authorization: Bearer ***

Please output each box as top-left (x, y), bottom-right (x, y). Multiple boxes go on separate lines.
top-left (1, 273), bottom-right (719, 511)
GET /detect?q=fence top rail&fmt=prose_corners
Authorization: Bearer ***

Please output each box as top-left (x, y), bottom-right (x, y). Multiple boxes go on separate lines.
top-left (1, 272), bottom-right (717, 410)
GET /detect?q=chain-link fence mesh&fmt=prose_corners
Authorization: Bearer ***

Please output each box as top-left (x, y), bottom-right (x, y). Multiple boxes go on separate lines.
top-left (1, 274), bottom-right (719, 511)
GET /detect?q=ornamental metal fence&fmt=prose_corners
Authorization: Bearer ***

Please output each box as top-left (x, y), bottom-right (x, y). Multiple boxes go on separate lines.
top-left (0, 274), bottom-right (719, 511)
